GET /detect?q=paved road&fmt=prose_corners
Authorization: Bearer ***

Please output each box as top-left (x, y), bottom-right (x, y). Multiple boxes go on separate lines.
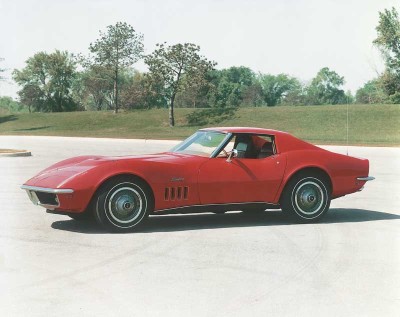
top-left (0, 136), bottom-right (399, 316)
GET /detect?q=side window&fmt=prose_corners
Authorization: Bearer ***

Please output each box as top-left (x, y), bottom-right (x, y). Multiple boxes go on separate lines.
top-left (216, 134), bottom-right (275, 159)
top-left (234, 134), bottom-right (257, 158)
top-left (253, 135), bottom-right (275, 158)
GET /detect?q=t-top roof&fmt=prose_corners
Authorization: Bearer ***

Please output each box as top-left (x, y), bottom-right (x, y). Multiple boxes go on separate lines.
top-left (200, 127), bottom-right (290, 136)
top-left (200, 127), bottom-right (319, 153)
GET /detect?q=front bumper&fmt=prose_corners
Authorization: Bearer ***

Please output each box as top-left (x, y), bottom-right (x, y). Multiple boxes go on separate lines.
top-left (21, 185), bottom-right (74, 210)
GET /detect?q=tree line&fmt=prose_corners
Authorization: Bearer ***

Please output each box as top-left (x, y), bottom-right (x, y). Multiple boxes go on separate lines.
top-left (3, 7), bottom-right (399, 126)
top-left (356, 7), bottom-right (400, 104)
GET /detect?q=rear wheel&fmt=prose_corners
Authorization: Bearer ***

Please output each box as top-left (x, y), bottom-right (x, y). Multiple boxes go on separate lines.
top-left (94, 177), bottom-right (153, 232)
top-left (281, 175), bottom-right (330, 222)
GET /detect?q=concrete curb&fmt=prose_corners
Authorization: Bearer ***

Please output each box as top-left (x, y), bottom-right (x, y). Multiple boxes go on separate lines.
top-left (0, 150), bottom-right (32, 157)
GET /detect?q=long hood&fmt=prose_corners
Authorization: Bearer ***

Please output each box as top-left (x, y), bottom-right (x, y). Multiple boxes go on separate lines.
top-left (24, 152), bottom-right (202, 188)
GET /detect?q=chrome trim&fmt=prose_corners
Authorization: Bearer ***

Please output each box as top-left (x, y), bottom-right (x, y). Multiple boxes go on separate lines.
top-left (20, 185), bottom-right (74, 194)
top-left (27, 190), bottom-right (40, 205)
top-left (38, 203), bottom-right (57, 210)
top-left (155, 201), bottom-right (279, 213)
top-left (21, 185), bottom-right (69, 209)
top-left (356, 176), bottom-right (375, 181)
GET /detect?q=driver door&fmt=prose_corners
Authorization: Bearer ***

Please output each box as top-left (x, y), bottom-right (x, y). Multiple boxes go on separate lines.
top-left (197, 137), bottom-right (286, 205)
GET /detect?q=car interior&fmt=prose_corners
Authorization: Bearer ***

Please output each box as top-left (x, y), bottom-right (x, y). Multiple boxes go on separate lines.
top-left (220, 134), bottom-right (275, 159)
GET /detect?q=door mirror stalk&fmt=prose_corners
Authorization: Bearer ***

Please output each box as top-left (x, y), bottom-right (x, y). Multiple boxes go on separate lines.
top-left (226, 149), bottom-right (238, 163)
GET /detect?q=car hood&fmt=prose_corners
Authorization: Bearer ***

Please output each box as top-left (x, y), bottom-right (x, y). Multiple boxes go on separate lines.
top-left (24, 152), bottom-right (199, 188)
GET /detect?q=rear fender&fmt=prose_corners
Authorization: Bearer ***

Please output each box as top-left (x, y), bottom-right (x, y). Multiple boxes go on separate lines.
top-left (273, 152), bottom-right (332, 203)
top-left (273, 150), bottom-right (369, 203)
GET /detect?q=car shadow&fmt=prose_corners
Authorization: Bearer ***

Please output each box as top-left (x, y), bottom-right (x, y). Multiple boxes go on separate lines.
top-left (51, 208), bottom-right (400, 234)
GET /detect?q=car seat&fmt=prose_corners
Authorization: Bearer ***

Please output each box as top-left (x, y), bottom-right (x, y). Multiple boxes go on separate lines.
top-left (257, 142), bottom-right (274, 158)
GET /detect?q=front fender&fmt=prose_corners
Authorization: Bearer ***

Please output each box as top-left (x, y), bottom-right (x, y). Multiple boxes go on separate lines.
top-left (62, 157), bottom-right (204, 212)
top-left (60, 161), bottom-right (151, 212)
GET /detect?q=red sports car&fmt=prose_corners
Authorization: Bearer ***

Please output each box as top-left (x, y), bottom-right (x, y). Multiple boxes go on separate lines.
top-left (21, 127), bottom-right (374, 232)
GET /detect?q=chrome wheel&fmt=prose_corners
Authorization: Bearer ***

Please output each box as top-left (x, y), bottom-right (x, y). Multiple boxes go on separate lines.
top-left (294, 181), bottom-right (324, 215)
top-left (108, 187), bottom-right (143, 224)
top-left (281, 174), bottom-right (331, 222)
top-left (94, 178), bottom-right (152, 232)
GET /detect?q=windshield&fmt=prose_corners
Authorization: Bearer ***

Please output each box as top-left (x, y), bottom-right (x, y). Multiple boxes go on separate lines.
top-left (170, 131), bottom-right (228, 157)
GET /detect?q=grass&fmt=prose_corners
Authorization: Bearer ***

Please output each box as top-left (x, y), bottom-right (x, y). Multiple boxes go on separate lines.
top-left (0, 104), bottom-right (399, 146)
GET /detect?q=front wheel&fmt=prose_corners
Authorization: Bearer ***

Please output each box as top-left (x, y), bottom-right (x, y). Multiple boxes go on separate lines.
top-left (94, 177), bottom-right (153, 232)
top-left (281, 175), bottom-right (331, 222)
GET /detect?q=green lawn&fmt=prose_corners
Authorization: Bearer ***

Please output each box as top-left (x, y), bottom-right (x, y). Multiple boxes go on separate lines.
top-left (0, 104), bottom-right (399, 146)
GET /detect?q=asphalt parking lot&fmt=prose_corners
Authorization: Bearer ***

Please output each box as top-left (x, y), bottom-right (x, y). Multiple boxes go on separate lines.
top-left (0, 135), bottom-right (399, 316)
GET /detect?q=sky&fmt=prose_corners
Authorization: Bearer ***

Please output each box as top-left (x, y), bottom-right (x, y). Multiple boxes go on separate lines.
top-left (0, 0), bottom-right (398, 98)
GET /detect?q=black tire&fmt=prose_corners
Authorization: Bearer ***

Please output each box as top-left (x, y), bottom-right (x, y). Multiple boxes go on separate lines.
top-left (94, 176), bottom-right (153, 232)
top-left (68, 212), bottom-right (93, 222)
top-left (281, 174), bottom-right (331, 222)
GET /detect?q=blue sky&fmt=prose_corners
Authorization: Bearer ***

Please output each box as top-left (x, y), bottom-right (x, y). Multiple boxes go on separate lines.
top-left (0, 0), bottom-right (398, 98)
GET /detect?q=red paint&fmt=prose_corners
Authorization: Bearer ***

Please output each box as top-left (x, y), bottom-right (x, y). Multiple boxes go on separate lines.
top-left (22, 128), bottom-right (371, 214)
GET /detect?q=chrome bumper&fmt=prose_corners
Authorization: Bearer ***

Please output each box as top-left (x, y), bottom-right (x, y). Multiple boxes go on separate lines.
top-left (21, 185), bottom-right (74, 210)
top-left (356, 176), bottom-right (375, 181)
top-left (20, 185), bottom-right (74, 194)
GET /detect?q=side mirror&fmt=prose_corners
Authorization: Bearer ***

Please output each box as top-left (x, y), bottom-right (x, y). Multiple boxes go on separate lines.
top-left (226, 149), bottom-right (238, 163)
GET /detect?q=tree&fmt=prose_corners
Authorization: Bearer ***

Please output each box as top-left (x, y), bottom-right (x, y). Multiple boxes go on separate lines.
top-left (258, 73), bottom-right (300, 106)
top-left (0, 58), bottom-right (5, 81)
top-left (88, 22), bottom-right (144, 113)
top-left (306, 67), bottom-right (346, 105)
top-left (355, 79), bottom-right (387, 104)
top-left (145, 42), bottom-right (215, 127)
top-left (174, 83), bottom-right (210, 108)
top-left (374, 7), bottom-right (400, 74)
top-left (379, 71), bottom-right (400, 103)
top-left (373, 7), bottom-right (400, 103)
top-left (208, 66), bottom-right (258, 108)
top-left (118, 70), bottom-right (162, 109)
top-left (13, 51), bottom-right (78, 112)
top-left (280, 81), bottom-right (307, 106)
top-left (17, 84), bottom-right (44, 113)
top-left (241, 83), bottom-right (264, 107)
top-left (0, 96), bottom-right (25, 112)
top-left (75, 65), bottom-right (114, 110)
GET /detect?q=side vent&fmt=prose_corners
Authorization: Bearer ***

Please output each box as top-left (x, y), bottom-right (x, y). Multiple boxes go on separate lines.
top-left (177, 187), bottom-right (182, 200)
top-left (164, 186), bottom-right (189, 201)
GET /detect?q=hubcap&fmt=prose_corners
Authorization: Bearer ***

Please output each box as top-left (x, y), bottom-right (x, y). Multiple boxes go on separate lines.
top-left (294, 181), bottom-right (324, 215)
top-left (108, 187), bottom-right (143, 223)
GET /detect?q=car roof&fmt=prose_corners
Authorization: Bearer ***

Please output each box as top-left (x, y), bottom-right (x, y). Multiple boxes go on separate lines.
top-left (200, 127), bottom-right (289, 136)
top-left (200, 127), bottom-right (320, 153)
